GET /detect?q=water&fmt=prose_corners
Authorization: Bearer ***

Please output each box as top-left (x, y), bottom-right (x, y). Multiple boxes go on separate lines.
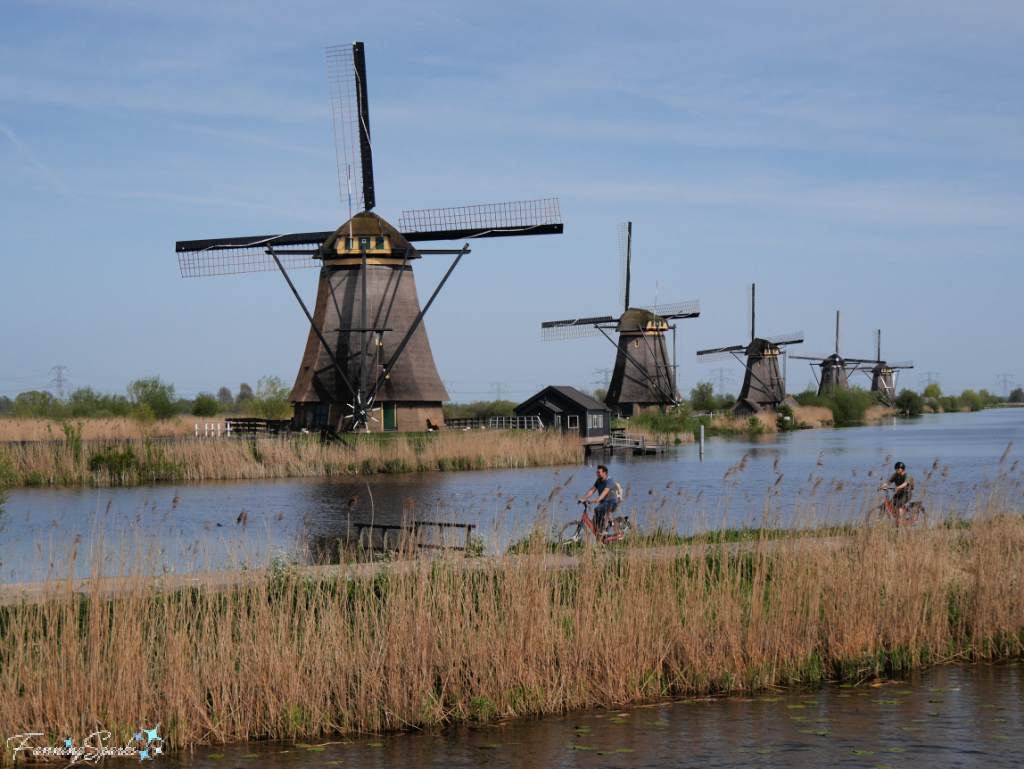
top-left (3, 409), bottom-right (1022, 582)
top-left (153, 662), bottom-right (1024, 768)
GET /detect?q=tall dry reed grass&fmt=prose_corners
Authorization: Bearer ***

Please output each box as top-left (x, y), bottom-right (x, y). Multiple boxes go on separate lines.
top-left (0, 430), bottom-right (584, 487)
top-left (0, 417), bottom-right (196, 442)
top-left (1, 484), bottom-right (1022, 761)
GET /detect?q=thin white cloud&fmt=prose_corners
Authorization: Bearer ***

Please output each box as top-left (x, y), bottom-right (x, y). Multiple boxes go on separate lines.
top-left (0, 118), bottom-right (73, 197)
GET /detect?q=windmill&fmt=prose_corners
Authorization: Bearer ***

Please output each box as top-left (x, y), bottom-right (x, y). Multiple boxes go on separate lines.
top-left (788, 311), bottom-right (860, 394)
top-left (540, 222), bottom-right (699, 417)
top-left (695, 284), bottom-right (804, 415)
top-left (175, 43), bottom-right (562, 433)
top-left (859, 330), bottom-right (913, 406)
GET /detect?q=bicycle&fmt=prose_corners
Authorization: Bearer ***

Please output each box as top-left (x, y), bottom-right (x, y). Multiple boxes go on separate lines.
top-left (879, 487), bottom-right (925, 527)
top-left (557, 500), bottom-right (634, 551)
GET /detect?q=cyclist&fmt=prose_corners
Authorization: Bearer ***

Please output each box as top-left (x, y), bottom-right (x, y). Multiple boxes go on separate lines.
top-left (579, 464), bottom-right (618, 533)
top-left (879, 461), bottom-right (914, 522)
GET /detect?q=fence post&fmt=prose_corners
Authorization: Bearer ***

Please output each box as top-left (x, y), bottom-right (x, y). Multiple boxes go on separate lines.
top-left (699, 424), bottom-right (705, 458)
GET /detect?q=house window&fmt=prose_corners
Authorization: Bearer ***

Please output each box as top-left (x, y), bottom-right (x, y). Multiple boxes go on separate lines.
top-left (555, 415), bottom-right (561, 427)
top-left (375, 236), bottom-right (385, 249)
top-left (590, 413), bottom-right (603, 429)
top-left (567, 415), bottom-right (578, 429)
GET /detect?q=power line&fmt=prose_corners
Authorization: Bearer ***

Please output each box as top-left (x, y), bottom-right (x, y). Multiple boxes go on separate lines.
top-left (710, 368), bottom-right (735, 394)
top-left (919, 372), bottom-right (940, 388)
top-left (48, 365), bottom-right (70, 398)
top-left (996, 373), bottom-right (1016, 399)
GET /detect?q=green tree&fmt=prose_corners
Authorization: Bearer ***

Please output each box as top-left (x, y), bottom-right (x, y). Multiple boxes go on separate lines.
top-left (13, 390), bottom-right (57, 418)
top-left (217, 386), bottom-right (234, 408)
top-left (1010, 387), bottom-right (1024, 404)
top-left (689, 381), bottom-right (716, 411)
top-left (126, 376), bottom-right (177, 420)
top-left (923, 383), bottom-right (942, 399)
top-left (895, 388), bottom-right (923, 417)
top-left (250, 376), bottom-right (293, 420)
top-left (237, 383), bottom-right (254, 408)
top-left (959, 390), bottom-right (984, 412)
top-left (191, 393), bottom-right (220, 417)
top-left (0, 396), bottom-right (12, 414)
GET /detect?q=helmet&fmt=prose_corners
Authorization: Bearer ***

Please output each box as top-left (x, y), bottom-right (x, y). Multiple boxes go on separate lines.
top-left (894, 461), bottom-right (905, 471)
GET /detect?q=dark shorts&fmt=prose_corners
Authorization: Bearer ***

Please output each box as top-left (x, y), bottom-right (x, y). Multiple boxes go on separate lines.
top-left (894, 489), bottom-right (913, 508)
top-left (594, 500), bottom-right (618, 528)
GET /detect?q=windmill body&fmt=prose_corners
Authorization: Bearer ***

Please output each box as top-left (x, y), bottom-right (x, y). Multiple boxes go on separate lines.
top-left (541, 223), bottom-right (699, 418)
top-left (859, 330), bottom-right (913, 407)
top-left (289, 213), bottom-right (448, 432)
top-left (696, 284), bottom-right (803, 415)
top-left (175, 43), bottom-right (562, 433)
top-left (605, 308), bottom-right (679, 417)
top-left (789, 311), bottom-right (861, 396)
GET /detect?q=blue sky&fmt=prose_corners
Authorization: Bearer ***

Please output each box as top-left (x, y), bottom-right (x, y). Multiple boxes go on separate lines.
top-left (2, 1), bottom-right (1022, 403)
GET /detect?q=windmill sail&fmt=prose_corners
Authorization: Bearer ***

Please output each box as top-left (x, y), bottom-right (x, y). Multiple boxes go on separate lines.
top-left (541, 315), bottom-right (617, 341)
top-left (398, 199), bottom-right (562, 241)
top-left (328, 43), bottom-right (374, 212)
top-left (618, 221), bottom-right (631, 311)
top-left (637, 299), bottom-right (700, 319)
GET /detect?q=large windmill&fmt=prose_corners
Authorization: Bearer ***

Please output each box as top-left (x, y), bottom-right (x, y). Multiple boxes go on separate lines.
top-left (788, 311), bottom-right (859, 395)
top-left (696, 284), bottom-right (804, 415)
top-left (540, 222), bottom-right (699, 417)
top-left (176, 43), bottom-right (562, 433)
top-left (859, 330), bottom-right (913, 406)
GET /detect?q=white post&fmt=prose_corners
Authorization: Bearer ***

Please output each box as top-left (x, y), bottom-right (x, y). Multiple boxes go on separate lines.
top-left (699, 424), bottom-right (705, 458)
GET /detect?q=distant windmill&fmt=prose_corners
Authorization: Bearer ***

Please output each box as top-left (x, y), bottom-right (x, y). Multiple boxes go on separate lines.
top-left (696, 284), bottom-right (804, 415)
top-left (860, 330), bottom-right (913, 406)
top-left (175, 42), bottom-right (562, 433)
top-left (541, 222), bottom-right (699, 416)
top-left (789, 311), bottom-right (860, 394)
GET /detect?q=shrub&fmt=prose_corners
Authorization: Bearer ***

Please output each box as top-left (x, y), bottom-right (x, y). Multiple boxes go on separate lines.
top-left (237, 383), bottom-right (254, 408)
top-left (746, 416), bottom-right (765, 436)
top-left (795, 385), bottom-right (874, 425)
top-left (923, 383), bottom-right (942, 399)
top-left (192, 393), bottom-right (220, 417)
top-left (1011, 388), bottom-right (1024, 404)
top-left (690, 381), bottom-right (716, 411)
top-left (88, 445), bottom-right (140, 479)
top-left (250, 376), bottom-right (293, 420)
top-left (895, 389), bottom-right (923, 417)
top-left (127, 376), bottom-right (178, 420)
top-left (443, 399), bottom-right (518, 420)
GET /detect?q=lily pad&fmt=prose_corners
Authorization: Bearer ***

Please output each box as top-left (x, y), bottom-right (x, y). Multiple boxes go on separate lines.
top-left (368, 743), bottom-right (384, 747)
top-left (609, 718), bottom-right (627, 724)
top-left (852, 750), bottom-right (874, 755)
top-left (652, 721), bottom-right (669, 726)
top-left (991, 718), bottom-right (1007, 722)
top-left (788, 705), bottom-right (805, 709)
top-left (615, 749), bottom-right (634, 753)
top-left (885, 748), bottom-right (905, 752)
top-left (757, 749), bottom-right (772, 754)
top-left (902, 727), bottom-right (920, 732)
top-left (570, 745), bottom-right (595, 751)
top-left (928, 699), bottom-right (943, 703)
top-left (295, 744), bottom-right (312, 748)
top-left (207, 755), bottom-right (224, 760)
top-left (896, 690), bottom-right (913, 694)
top-left (791, 716), bottom-right (809, 722)
top-left (306, 747), bottom-right (325, 752)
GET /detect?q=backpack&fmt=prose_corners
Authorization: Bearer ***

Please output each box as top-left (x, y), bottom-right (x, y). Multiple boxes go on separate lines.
top-left (614, 482), bottom-right (623, 503)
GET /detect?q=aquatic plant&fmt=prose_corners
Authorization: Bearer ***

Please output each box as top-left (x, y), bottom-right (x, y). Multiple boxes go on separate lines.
top-left (1, 474), bottom-right (1022, 762)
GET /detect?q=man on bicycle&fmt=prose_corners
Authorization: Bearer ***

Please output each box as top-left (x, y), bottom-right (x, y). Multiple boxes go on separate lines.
top-left (880, 461), bottom-right (914, 520)
top-left (579, 464), bottom-right (618, 532)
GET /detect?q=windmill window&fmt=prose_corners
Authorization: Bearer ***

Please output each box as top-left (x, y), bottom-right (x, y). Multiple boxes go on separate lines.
top-left (567, 415), bottom-right (578, 429)
top-left (375, 236), bottom-right (384, 249)
top-left (635, 340), bottom-right (640, 348)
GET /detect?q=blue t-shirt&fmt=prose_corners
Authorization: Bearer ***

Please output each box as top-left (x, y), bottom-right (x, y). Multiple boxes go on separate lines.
top-left (593, 476), bottom-right (615, 500)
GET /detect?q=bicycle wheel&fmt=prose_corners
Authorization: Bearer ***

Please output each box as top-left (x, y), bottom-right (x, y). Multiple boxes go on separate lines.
top-left (557, 521), bottom-right (586, 552)
top-left (602, 517), bottom-right (634, 544)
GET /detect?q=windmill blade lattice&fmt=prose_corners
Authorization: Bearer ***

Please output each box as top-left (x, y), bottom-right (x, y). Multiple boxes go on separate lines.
top-left (765, 331), bottom-right (804, 346)
top-left (789, 351), bottom-right (832, 362)
top-left (618, 221), bottom-right (631, 311)
top-left (889, 360), bottom-right (915, 369)
top-left (696, 345), bottom-right (746, 364)
top-left (176, 232), bottom-right (331, 277)
top-left (398, 199), bottom-right (562, 241)
top-left (637, 299), bottom-right (700, 318)
top-left (541, 315), bottom-right (617, 341)
top-left (328, 43), bottom-right (374, 212)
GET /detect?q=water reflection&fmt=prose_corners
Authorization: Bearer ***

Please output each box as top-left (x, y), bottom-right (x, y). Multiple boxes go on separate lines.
top-left (161, 662), bottom-right (1024, 769)
top-left (4, 409), bottom-right (1023, 580)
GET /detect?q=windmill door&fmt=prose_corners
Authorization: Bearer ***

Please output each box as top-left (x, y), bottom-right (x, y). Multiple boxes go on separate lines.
top-left (383, 402), bottom-right (397, 431)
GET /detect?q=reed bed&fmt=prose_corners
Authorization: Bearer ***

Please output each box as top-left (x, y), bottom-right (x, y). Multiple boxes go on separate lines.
top-left (2, 482), bottom-right (1022, 761)
top-left (0, 417), bottom-right (196, 442)
top-left (0, 430), bottom-right (584, 487)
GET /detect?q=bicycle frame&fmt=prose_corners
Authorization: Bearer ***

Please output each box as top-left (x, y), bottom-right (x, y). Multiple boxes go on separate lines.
top-left (881, 487), bottom-right (918, 527)
top-left (577, 500), bottom-right (625, 543)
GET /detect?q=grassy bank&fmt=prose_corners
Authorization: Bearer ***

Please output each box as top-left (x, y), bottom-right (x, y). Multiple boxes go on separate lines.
top-left (0, 430), bottom-right (583, 487)
top-left (2, 485), bottom-right (1022, 761)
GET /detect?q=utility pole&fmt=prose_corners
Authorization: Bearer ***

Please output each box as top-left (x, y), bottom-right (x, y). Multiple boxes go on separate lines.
top-left (710, 368), bottom-right (735, 395)
top-left (919, 372), bottom-right (940, 389)
top-left (996, 373), bottom-right (1015, 399)
top-left (48, 365), bottom-right (70, 398)
top-left (591, 368), bottom-right (612, 389)
top-left (490, 382), bottom-right (504, 400)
